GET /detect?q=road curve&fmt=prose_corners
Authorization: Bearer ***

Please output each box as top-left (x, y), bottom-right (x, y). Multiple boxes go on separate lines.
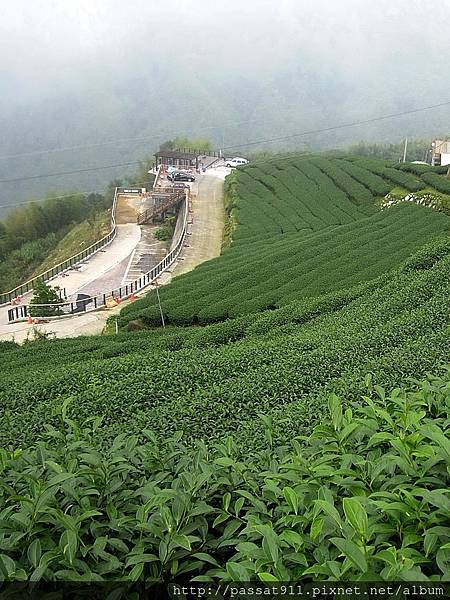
top-left (0, 169), bottom-right (228, 342)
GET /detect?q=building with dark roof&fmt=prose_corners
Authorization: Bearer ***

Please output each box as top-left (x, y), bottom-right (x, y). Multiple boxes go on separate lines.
top-left (155, 149), bottom-right (198, 170)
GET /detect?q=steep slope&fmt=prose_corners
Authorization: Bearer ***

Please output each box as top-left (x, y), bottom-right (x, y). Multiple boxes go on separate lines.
top-left (1, 237), bottom-right (450, 449)
top-left (1, 153), bottom-right (450, 583)
top-left (119, 155), bottom-right (450, 326)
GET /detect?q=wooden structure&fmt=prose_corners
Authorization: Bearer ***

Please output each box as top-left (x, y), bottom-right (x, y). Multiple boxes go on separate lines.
top-left (154, 147), bottom-right (223, 170)
top-left (137, 189), bottom-right (186, 225)
top-left (155, 149), bottom-right (198, 170)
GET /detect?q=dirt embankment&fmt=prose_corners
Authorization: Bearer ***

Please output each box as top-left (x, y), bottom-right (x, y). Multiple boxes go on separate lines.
top-left (115, 195), bottom-right (140, 224)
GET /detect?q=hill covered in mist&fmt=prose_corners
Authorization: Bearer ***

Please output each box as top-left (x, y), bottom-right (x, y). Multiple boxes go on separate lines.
top-left (1, 0), bottom-right (449, 216)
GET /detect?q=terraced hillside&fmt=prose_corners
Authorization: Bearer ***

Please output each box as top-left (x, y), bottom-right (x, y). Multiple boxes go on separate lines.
top-left (1, 235), bottom-right (450, 450)
top-left (119, 155), bottom-right (450, 327)
top-left (1, 154), bottom-right (450, 584)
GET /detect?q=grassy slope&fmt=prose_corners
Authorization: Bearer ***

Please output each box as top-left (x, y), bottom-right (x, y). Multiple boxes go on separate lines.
top-left (0, 211), bottom-right (110, 293)
top-left (31, 210), bottom-right (110, 276)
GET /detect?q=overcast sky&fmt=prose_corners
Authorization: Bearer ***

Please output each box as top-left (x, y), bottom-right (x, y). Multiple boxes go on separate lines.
top-left (0, 0), bottom-right (449, 214)
top-left (2, 0), bottom-right (450, 109)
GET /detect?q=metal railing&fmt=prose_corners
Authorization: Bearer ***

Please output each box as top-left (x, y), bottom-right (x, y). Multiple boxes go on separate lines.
top-left (157, 147), bottom-right (222, 158)
top-left (7, 198), bottom-right (189, 323)
top-left (137, 189), bottom-right (185, 225)
top-left (152, 164), bottom-right (163, 189)
top-left (0, 188), bottom-right (120, 306)
top-left (206, 157), bottom-right (225, 170)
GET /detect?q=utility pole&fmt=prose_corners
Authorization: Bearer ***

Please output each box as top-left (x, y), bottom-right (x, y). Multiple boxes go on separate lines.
top-left (402, 137), bottom-right (408, 163)
top-left (154, 279), bottom-right (165, 328)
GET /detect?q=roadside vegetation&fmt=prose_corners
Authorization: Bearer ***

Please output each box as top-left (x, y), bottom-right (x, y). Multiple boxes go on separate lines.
top-left (31, 210), bottom-right (111, 277)
top-left (0, 192), bottom-right (111, 293)
top-left (154, 216), bottom-right (176, 243)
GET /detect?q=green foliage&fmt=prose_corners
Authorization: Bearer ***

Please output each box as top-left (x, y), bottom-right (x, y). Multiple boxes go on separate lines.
top-left (311, 157), bottom-right (375, 207)
top-left (29, 281), bottom-right (63, 318)
top-left (0, 190), bottom-right (111, 292)
top-left (126, 155), bottom-right (154, 188)
top-left (435, 165), bottom-right (450, 175)
top-left (354, 158), bottom-right (423, 192)
top-left (160, 137), bottom-right (212, 152)
top-left (397, 162), bottom-right (433, 175)
top-left (347, 139), bottom-right (431, 162)
top-left (421, 172), bottom-right (450, 195)
top-left (154, 226), bottom-right (173, 242)
top-left (2, 151), bottom-right (450, 584)
top-left (0, 232), bottom-right (64, 292)
top-left (1, 244), bottom-right (450, 450)
top-left (334, 158), bottom-right (391, 196)
top-left (401, 236), bottom-right (450, 273)
top-left (119, 174), bottom-right (450, 326)
top-left (222, 170), bottom-right (239, 247)
top-left (0, 371), bottom-right (449, 583)
top-left (0, 340), bottom-right (18, 351)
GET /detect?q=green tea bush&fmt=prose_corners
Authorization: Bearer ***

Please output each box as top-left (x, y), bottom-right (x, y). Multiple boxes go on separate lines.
top-left (0, 340), bottom-right (18, 352)
top-left (334, 159), bottom-right (391, 196)
top-left (119, 203), bottom-right (450, 327)
top-left (2, 248), bottom-right (450, 450)
top-left (311, 158), bottom-right (375, 206)
top-left (396, 162), bottom-right (432, 175)
top-left (119, 154), bottom-right (450, 328)
top-left (421, 172), bottom-right (450, 195)
top-left (401, 236), bottom-right (450, 273)
top-left (0, 370), bottom-right (449, 584)
top-left (355, 159), bottom-right (423, 192)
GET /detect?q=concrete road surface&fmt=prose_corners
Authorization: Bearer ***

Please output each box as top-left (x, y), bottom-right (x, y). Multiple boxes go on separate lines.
top-left (0, 168), bottom-right (228, 342)
top-left (171, 170), bottom-right (225, 277)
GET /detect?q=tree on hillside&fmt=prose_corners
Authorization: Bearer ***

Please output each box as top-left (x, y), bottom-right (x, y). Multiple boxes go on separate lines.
top-left (159, 137), bottom-right (212, 152)
top-left (159, 140), bottom-right (176, 151)
top-left (0, 222), bottom-right (7, 260)
top-left (125, 156), bottom-right (154, 187)
top-left (4, 202), bottom-right (46, 247)
top-left (105, 179), bottom-right (124, 205)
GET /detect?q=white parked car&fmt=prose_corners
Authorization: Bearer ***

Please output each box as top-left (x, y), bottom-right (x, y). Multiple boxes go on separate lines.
top-left (225, 157), bottom-right (249, 168)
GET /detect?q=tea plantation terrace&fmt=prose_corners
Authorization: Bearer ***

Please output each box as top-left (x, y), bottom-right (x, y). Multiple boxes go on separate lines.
top-left (0, 153), bottom-right (450, 583)
top-left (119, 155), bottom-right (450, 327)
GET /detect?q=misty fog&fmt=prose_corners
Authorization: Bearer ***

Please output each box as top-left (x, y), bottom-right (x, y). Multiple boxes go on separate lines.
top-left (1, 0), bottom-right (449, 215)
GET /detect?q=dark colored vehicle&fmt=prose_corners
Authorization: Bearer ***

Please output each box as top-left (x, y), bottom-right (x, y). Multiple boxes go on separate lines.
top-left (168, 171), bottom-right (195, 182)
top-left (73, 293), bottom-right (92, 314)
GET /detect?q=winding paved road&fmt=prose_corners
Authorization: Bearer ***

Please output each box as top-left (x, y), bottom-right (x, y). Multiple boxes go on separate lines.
top-left (0, 168), bottom-right (228, 342)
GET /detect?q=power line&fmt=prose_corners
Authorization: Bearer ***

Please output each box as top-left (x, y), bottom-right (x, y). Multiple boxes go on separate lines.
top-left (0, 161), bottom-right (140, 184)
top-left (0, 107), bottom-right (318, 161)
top-left (0, 189), bottom-right (106, 210)
top-left (1, 99), bottom-right (448, 186)
top-left (0, 180), bottom-right (150, 210)
top-left (0, 96), bottom-right (448, 162)
top-left (219, 100), bottom-right (450, 152)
